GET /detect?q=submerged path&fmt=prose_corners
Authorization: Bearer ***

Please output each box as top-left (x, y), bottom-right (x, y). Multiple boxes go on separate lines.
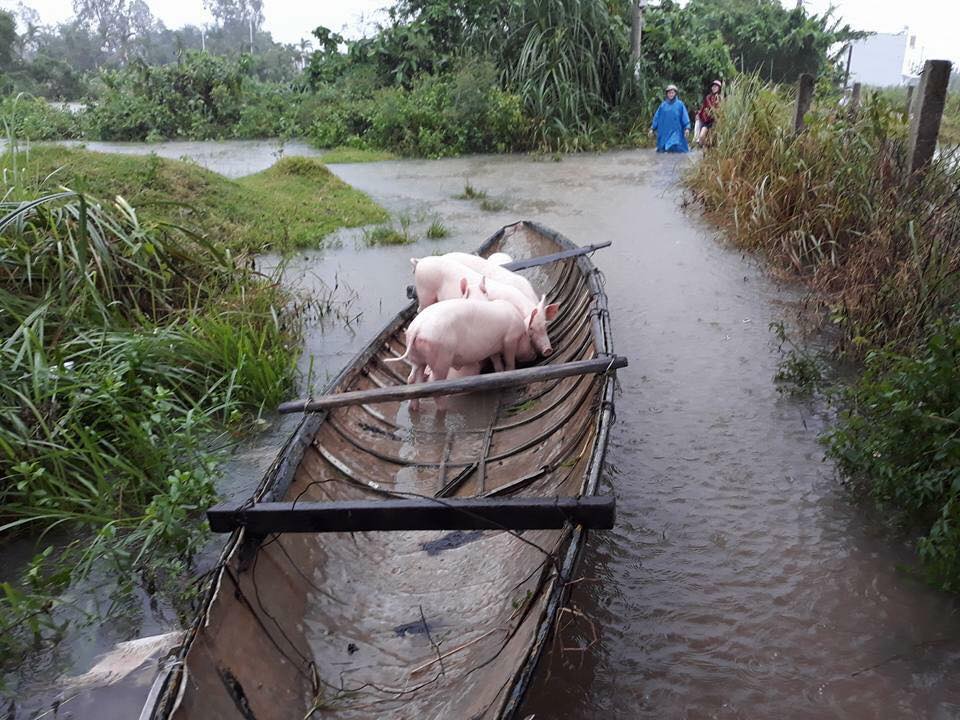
top-left (321, 151), bottom-right (960, 719)
top-left (8, 144), bottom-right (959, 718)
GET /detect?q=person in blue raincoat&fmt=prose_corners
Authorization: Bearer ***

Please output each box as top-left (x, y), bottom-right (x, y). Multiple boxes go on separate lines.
top-left (649, 84), bottom-right (690, 153)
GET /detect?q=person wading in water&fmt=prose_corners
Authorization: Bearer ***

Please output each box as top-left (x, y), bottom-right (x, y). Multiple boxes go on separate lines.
top-left (649, 84), bottom-right (690, 153)
top-left (695, 79), bottom-right (722, 147)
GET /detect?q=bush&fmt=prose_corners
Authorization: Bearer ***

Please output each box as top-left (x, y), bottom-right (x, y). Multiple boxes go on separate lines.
top-left (361, 62), bottom-right (531, 157)
top-left (83, 52), bottom-right (290, 141)
top-left (825, 320), bottom-right (960, 590)
top-left (0, 94), bottom-right (83, 140)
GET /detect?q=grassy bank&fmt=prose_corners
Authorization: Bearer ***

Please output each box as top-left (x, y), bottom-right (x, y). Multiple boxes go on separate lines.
top-left (686, 77), bottom-right (960, 590)
top-left (0, 139), bottom-right (385, 678)
top-left (16, 146), bottom-right (387, 253)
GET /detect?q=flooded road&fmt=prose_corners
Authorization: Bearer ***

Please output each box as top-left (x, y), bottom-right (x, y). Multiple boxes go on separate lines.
top-left (7, 145), bottom-right (960, 718)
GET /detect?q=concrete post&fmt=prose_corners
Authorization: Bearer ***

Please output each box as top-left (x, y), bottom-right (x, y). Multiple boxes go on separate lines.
top-left (793, 73), bottom-right (815, 134)
top-left (905, 84), bottom-right (915, 116)
top-left (630, 1), bottom-right (645, 63)
top-left (850, 82), bottom-right (862, 112)
top-left (907, 60), bottom-right (951, 174)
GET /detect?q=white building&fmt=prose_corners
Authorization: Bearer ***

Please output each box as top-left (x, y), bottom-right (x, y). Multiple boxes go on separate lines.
top-left (845, 30), bottom-right (924, 87)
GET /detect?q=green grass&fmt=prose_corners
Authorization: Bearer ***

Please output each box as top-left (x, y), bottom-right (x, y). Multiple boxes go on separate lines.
top-left (318, 146), bottom-right (397, 163)
top-left (425, 219), bottom-right (449, 239)
top-left (363, 224), bottom-right (412, 246)
top-left (0, 136), bottom-right (374, 676)
top-left (10, 147), bottom-right (387, 253)
top-left (454, 180), bottom-right (488, 200)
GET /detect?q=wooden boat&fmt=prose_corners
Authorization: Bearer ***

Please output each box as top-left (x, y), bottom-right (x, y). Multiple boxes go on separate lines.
top-left (141, 221), bottom-right (622, 720)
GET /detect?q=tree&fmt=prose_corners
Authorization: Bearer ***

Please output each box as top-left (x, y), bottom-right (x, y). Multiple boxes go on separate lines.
top-left (0, 10), bottom-right (18, 71)
top-left (72, 0), bottom-right (157, 62)
top-left (686, 0), bottom-right (859, 83)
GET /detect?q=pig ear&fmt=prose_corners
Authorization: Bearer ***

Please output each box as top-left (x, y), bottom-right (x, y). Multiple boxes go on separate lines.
top-left (460, 277), bottom-right (469, 297)
top-left (410, 258), bottom-right (420, 268)
top-left (545, 303), bottom-right (560, 322)
top-left (528, 306), bottom-right (539, 329)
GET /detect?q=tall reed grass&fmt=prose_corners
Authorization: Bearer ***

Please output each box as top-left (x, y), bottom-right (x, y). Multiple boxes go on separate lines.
top-left (687, 77), bottom-right (960, 591)
top-left (688, 76), bottom-right (960, 353)
top-left (0, 132), bottom-right (303, 669)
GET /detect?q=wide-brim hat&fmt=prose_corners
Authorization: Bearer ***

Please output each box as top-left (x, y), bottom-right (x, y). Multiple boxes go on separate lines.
top-left (665, 84), bottom-right (678, 92)
top-left (711, 79), bottom-right (723, 88)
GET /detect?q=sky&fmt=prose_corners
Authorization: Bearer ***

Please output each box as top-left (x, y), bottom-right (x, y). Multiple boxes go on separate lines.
top-left (2, 0), bottom-right (959, 67)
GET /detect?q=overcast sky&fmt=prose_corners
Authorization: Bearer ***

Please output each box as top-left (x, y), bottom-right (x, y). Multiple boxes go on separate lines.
top-left (3, 0), bottom-right (959, 67)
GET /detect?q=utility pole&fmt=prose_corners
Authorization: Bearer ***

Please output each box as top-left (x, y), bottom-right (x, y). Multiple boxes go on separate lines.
top-left (201, 28), bottom-right (205, 52)
top-left (249, 16), bottom-right (254, 53)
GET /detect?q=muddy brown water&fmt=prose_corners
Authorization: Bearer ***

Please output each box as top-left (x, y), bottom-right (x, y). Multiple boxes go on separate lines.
top-left (4, 145), bottom-right (960, 719)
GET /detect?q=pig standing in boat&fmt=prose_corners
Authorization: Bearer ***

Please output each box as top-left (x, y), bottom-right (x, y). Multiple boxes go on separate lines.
top-left (386, 298), bottom-right (526, 410)
top-left (411, 253), bottom-right (538, 310)
top-left (411, 257), bottom-right (557, 355)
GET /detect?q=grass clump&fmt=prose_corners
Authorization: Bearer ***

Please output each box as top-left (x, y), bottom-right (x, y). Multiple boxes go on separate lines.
top-left (363, 224), bottom-right (412, 246)
top-left (479, 197), bottom-right (507, 212)
top-left (14, 146), bottom-right (387, 253)
top-left (425, 219), bottom-right (449, 239)
top-left (454, 180), bottom-right (488, 200)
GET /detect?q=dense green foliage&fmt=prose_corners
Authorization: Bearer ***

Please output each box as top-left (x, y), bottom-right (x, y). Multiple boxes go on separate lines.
top-left (825, 323), bottom-right (960, 591)
top-left (687, 78), bottom-right (960, 590)
top-left (0, 135), bottom-right (387, 674)
top-left (1, 0), bottom-right (305, 100)
top-left (0, 94), bottom-right (83, 139)
top-left (0, 143), bottom-right (295, 669)
top-left (687, 0), bottom-right (856, 82)
top-left (2, 0), bottom-right (858, 153)
top-left (84, 52), bottom-right (303, 140)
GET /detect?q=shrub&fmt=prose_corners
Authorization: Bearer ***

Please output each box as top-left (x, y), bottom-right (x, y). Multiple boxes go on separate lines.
top-left (84, 53), bottom-right (272, 141)
top-left (824, 320), bottom-right (960, 590)
top-left (0, 94), bottom-right (83, 140)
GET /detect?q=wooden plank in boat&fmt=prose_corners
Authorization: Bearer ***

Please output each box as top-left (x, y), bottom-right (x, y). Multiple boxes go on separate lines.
top-left (208, 495), bottom-right (616, 533)
top-left (278, 355), bottom-right (628, 413)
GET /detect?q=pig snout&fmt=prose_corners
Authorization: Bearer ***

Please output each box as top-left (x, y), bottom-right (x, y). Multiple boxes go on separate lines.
top-left (542, 346), bottom-right (553, 356)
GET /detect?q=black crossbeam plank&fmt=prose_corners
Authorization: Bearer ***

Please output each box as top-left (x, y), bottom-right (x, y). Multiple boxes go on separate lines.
top-left (208, 496), bottom-right (615, 534)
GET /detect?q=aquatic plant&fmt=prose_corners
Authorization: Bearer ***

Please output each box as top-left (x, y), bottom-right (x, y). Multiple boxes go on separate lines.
top-left (425, 219), bottom-right (448, 239)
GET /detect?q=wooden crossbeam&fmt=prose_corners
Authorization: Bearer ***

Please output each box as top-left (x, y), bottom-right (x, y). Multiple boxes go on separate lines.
top-left (278, 355), bottom-right (627, 414)
top-left (405, 241), bottom-right (612, 299)
top-left (208, 496), bottom-right (616, 534)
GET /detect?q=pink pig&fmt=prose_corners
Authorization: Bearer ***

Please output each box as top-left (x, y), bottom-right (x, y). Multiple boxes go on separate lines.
top-left (410, 256), bottom-right (486, 311)
top-left (475, 276), bottom-right (560, 361)
top-left (440, 251), bottom-right (538, 303)
top-left (385, 298), bottom-right (526, 410)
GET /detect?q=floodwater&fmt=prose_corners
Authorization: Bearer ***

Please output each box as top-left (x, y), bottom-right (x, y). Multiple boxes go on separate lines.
top-left (5, 144), bottom-right (960, 719)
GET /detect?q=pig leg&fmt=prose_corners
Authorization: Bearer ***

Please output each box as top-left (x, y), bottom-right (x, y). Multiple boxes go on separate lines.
top-left (502, 341), bottom-right (517, 372)
top-left (491, 354), bottom-right (505, 373)
top-left (428, 361), bottom-right (451, 412)
top-left (409, 364), bottom-right (427, 411)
